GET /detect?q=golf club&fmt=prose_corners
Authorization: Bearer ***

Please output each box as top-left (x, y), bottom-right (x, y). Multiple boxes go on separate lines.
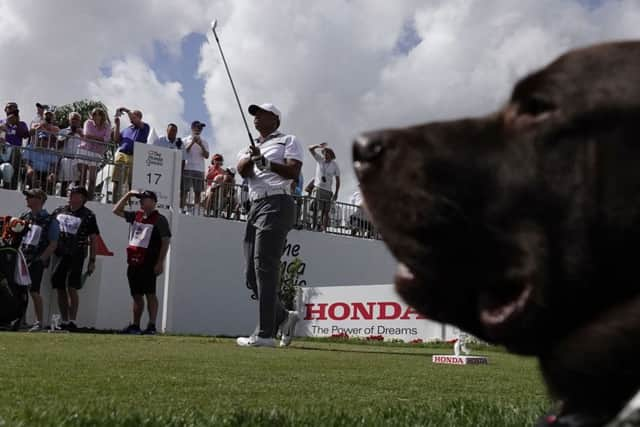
top-left (210, 19), bottom-right (255, 147)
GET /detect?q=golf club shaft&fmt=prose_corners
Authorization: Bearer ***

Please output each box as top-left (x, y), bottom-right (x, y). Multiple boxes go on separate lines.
top-left (211, 28), bottom-right (255, 147)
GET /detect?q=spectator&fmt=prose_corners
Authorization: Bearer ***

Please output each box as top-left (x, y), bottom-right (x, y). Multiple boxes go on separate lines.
top-left (1, 109), bottom-right (30, 146)
top-left (205, 153), bottom-right (225, 187)
top-left (293, 173), bottom-right (304, 196)
top-left (112, 190), bottom-right (171, 335)
top-left (19, 189), bottom-right (59, 332)
top-left (235, 102), bottom-right (303, 348)
top-left (0, 106), bottom-right (30, 189)
top-left (308, 143), bottom-right (340, 231)
top-left (348, 187), bottom-right (372, 237)
top-left (29, 102), bottom-right (48, 145)
top-left (112, 108), bottom-right (151, 201)
top-left (204, 154), bottom-right (226, 216)
top-left (79, 107), bottom-right (111, 198)
top-left (300, 178), bottom-right (315, 230)
top-left (32, 102), bottom-right (47, 122)
top-left (57, 112), bottom-right (83, 196)
top-left (292, 173), bottom-right (304, 229)
top-left (304, 179), bottom-right (315, 196)
top-left (4, 102), bottom-right (19, 117)
top-left (218, 167), bottom-right (237, 218)
top-left (23, 129), bottom-right (59, 193)
top-left (0, 138), bottom-right (14, 189)
top-left (51, 186), bottom-right (99, 330)
top-left (151, 123), bottom-right (183, 150)
top-left (181, 121), bottom-right (209, 214)
top-left (32, 110), bottom-right (60, 149)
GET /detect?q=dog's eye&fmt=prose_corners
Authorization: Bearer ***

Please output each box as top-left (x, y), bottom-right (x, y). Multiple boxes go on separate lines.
top-left (517, 96), bottom-right (556, 117)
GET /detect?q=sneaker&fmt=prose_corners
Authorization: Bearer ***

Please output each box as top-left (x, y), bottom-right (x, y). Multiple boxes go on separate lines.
top-left (121, 324), bottom-right (142, 335)
top-left (142, 324), bottom-right (157, 335)
top-left (66, 321), bottom-right (78, 331)
top-left (279, 311), bottom-right (300, 347)
top-left (28, 322), bottom-right (42, 332)
top-left (236, 335), bottom-right (276, 348)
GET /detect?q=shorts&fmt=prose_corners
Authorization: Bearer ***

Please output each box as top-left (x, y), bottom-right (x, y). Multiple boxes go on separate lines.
top-left (52, 254), bottom-right (86, 290)
top-left (58, 157), bottom-right (79, 182)
top-left (312, 187), bottom-right (333, 212)
top-left (77, 148), bottom-right (103, 167)
top-left (28, 259), bottom-right (45, 293)
top-left (181, 170), bottom-right (204, 193)
top-left (127, 266), bottom-right (157, 296)
top-left (113, 151), bottom-right (133, 183)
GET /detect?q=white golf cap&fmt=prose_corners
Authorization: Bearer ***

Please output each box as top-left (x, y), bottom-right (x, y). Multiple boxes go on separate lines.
top-left (248, 103), bottom-right (281, 120)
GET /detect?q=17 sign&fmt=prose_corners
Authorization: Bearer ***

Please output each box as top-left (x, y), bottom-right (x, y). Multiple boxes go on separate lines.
top-left (147, 173), bottom-right (162, 185)
top-left (132, 144), bottom-right (181, 210)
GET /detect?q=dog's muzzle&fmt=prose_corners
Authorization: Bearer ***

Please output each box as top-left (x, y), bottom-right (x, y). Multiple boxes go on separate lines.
top-left (353, 133), bottom-right (385, 179)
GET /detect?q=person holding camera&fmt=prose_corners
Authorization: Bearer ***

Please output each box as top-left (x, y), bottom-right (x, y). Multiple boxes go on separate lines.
top-left (112, 107), bottom-right (151, 201)
top-left (180, 121), bottom-right (209, 214)
top-left (308, 143), bottom-right (340, 231)
top-left (32, 110), bottom-right (60, 149)
top-left (236, 103), bottom-right (303, 348)
top-left (29, 102), bottom-right (48, 145)
top-left (113, 189), bottom-right (171, 335)
top-left (79, 108), bottom-right (111, 199)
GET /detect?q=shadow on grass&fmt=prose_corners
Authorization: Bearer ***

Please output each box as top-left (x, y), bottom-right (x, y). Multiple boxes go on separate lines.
top-left (2, 399), bottom-right (547, 427)
top-left (289, 342), bottom-right (448, 358)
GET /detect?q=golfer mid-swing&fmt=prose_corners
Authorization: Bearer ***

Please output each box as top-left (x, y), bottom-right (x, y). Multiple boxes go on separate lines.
top-left (236, 103), bottom-right (303, 348)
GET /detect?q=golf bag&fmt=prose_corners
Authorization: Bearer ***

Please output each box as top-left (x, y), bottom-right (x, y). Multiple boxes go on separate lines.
top-left (0, 216), bottom-right (31, 325)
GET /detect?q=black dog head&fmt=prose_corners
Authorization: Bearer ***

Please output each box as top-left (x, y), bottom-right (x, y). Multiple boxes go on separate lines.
top-left (354, 41), bottom-right (640, 356)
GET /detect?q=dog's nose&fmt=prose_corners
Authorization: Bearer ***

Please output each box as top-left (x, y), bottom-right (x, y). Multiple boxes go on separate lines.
top-left (353, 134), bottom-right (384, 163)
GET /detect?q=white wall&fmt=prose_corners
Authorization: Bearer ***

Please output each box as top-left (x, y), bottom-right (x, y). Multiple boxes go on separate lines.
top-left (165, 214), bottom-right (396, 335)
top-left (2, 188), bottom-right (396, 335)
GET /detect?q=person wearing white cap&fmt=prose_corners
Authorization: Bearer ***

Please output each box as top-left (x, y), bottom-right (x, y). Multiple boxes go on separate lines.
top-left (236, 103), bottom-right (304, 348)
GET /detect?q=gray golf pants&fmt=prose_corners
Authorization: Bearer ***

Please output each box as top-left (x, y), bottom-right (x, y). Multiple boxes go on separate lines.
top-left (244, 194), bottom-right (295, 338)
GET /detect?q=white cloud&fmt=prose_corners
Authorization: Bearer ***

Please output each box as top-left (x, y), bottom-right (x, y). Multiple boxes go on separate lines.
top-left (0, 0), bottom-right (222, 127)
top-left (1, 1), bottom-right (640, 201)
top-left (88, 57), bottom-right (185, 135)
top-left (199, 0), bottom-right (640, 200)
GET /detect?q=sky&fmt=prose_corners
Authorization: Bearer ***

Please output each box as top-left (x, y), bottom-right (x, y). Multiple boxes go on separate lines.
top-left (1, 0), bottom-right (639, 201)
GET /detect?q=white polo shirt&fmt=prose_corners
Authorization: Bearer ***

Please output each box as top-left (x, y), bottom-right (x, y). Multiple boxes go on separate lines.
top-left (183, 135), bottom-right (209, 172)
top-left (312, 152), bottom-right (340, 192)
top-left (237, 131), bottom-right (304, 194)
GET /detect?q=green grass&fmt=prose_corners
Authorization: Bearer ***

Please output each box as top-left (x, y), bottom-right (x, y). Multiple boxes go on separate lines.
top-left (0, 334), bottom-right (549, 426)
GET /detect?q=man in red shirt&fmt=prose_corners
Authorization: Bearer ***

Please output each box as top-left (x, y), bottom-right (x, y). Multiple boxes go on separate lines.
top-left (112, 190), bottom-right (171, 335)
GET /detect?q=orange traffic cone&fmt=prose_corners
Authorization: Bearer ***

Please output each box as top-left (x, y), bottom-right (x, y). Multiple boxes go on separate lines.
top-left (95, 234), bottom-right (114, 256)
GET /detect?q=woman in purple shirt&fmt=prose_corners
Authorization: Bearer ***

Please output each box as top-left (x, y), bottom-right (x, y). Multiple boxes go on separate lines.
top-left (0, 112), bottom-right (30, 189)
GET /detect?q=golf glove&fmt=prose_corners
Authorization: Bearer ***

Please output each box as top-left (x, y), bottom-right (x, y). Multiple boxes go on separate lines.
top-left (252, 155), bottom-right (271, 171)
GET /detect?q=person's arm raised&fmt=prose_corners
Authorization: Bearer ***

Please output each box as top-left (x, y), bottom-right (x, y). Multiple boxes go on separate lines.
top-left (112, 190), bottom-right (137, 217)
